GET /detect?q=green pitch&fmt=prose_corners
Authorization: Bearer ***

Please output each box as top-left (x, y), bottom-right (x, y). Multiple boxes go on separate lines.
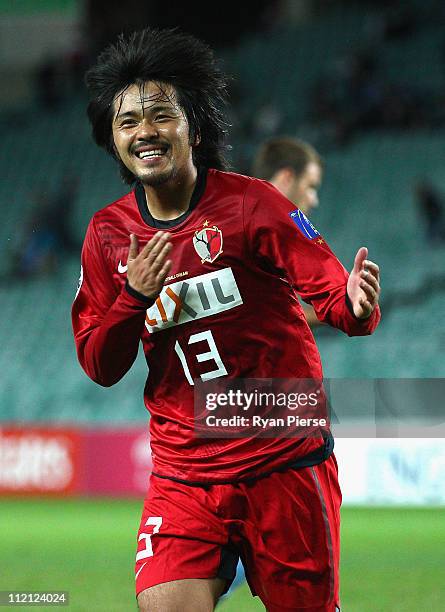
top-left (1, 500), bottom-right (444, 611)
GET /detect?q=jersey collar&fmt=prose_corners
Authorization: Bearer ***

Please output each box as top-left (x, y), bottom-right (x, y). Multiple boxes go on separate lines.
top-left (134, 166), bottom-right (207, 229)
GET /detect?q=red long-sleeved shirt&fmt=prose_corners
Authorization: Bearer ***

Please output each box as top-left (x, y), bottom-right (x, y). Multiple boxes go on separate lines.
top-left (72, 169), bottom-right (380, 482)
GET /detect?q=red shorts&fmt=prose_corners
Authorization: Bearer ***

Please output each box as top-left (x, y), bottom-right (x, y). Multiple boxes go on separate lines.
top-left (135, 455), bottom-right (341, 611)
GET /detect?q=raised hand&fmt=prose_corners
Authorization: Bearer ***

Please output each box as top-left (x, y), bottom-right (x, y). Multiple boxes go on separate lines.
top-left (346, 247), bottom-right (380, 319)
top-left (126, 231), bottom-right (172, 299)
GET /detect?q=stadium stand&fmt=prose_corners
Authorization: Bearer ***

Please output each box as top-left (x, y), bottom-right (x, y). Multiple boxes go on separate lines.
top-left (1, 0), bottom-right (444, 423)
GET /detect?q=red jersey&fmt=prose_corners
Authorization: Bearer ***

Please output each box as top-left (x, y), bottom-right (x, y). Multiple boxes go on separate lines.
top-left (72, 168), bottom-right (380, 482)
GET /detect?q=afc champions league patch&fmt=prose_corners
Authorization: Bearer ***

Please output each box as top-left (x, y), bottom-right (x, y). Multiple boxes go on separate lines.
top-left (289, 209), bottom-right (320, 240)
top-left (193, 221), bottom-right (223, 263)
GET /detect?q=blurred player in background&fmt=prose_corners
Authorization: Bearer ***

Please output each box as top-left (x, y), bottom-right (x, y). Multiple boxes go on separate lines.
top-left (253, 137), bottom-right (323, 326)
top-left (73, 27), bottom-right (381, 612)
top-left (253, 137), bottom-right (322, 217)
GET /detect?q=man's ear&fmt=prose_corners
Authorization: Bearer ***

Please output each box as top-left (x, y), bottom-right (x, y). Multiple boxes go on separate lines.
top-left (272, 167), bottom-right (295, 191)
top-left (193, 131), bottom-right (201, 146)
top-left (281, 167), bottom-right (296, 187)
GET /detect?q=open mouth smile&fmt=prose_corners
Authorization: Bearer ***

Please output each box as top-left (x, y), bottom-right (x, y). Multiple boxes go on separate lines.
top-left (134, 145), bottom-right (168, 160)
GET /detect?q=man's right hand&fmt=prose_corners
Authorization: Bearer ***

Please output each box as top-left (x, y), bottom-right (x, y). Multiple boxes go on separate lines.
top-left (126, 231), bottom-right (172, 299)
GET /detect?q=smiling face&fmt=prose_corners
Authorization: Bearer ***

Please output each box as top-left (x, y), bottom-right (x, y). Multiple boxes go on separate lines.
top-left (111, 81), bottom-right (196, 187)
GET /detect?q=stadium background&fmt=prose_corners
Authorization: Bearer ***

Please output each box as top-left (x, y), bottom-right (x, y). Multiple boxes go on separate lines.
top-left (0, 0), bottom-right (444, 610)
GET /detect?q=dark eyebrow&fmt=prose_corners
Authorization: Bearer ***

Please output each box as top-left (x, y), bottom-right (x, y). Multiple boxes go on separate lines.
top-left (114, 103), bottom-right (178, 122)
top-left (148, 103), bottom-right (177, 113)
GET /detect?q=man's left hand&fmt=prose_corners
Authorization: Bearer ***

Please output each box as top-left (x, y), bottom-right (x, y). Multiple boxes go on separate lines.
top-left (347, 247), bottom-right (381, 319)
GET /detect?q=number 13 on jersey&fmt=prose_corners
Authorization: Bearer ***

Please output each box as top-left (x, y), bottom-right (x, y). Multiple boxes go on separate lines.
top-left (175, 330), bottom-right (228, 385)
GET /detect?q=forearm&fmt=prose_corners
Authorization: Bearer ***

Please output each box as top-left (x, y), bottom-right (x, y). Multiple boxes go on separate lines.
top-left (73, 286), bottom-right (152, 386)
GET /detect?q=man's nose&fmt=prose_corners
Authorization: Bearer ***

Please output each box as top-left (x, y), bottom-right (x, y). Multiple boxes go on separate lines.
top-left (137, 118), bottom-right (159, 140)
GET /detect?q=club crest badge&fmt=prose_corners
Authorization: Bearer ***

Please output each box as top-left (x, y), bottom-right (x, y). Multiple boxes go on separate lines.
top-left (193, 221), bottom-right (223, 263)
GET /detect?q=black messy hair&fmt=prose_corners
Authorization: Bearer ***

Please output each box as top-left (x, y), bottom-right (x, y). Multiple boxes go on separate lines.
top-left (85, 27), bottom-right (231, 184)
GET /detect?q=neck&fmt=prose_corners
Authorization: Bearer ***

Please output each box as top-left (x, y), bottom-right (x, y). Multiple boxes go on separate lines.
top-left (142, 166), bottom-right (198, 221)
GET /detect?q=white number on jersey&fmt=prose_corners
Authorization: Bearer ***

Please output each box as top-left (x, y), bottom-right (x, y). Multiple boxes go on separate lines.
top-left (175, 330), bottom-right (228, 386)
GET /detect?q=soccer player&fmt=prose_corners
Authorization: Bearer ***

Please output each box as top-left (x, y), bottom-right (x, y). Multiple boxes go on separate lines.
top-left (252, 137), bottom-right (322, 218)
top-left (253, 137), bottom-right (323, 326)
top-left (72, 28), bottom-right (381, 612)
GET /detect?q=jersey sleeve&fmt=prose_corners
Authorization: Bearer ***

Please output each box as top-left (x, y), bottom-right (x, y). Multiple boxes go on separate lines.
top-left (71, 216), bottom-right (153, 386)
top-left (243, 179), bottom-right (380, 336)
